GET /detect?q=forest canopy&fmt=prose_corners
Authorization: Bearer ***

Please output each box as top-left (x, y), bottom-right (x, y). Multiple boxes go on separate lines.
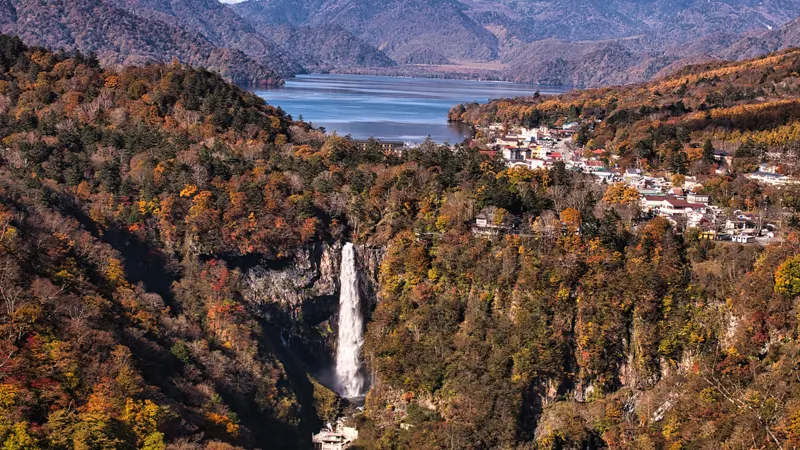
top-left (0, 32), bottom-right (800, 450)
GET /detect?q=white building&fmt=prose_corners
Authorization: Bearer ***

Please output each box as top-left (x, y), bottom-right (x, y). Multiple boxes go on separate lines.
top-left (747, 171), bottom-right (795, 186)
top-left (641, 195), bottom-right (705, 216)
top-left (592, 170), bottom-right (615, 182)
top-left (623, 168), bottom-right (642, 181)
top-left (641, 195), bottom-right (666, 212)
top-left (687, 193), bottom-right (710, 204)
top-left (660, 197), bottom-right (706, 215)
top-left (313, 423), bottom-right (359, 450)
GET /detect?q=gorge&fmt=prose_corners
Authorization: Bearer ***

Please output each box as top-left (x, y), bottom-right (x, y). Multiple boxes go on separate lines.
top-left (3, 25), bottom-right (800, 449)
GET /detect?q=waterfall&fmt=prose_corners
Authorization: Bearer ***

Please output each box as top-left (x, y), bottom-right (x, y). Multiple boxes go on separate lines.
top-left (335, 243), bottom-right (365, 399)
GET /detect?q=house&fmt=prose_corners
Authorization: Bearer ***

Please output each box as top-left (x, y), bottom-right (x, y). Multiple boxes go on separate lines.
top-left (725, 219), bottom-right (758, 235)
top-left (584, 161), bottom-right (606, 172)
top-left (473, 207), bottom-right (515, 236)
top-left (530, 145), bottom-right (547, 159)
top-left (638, 188), bottom-right (663, 196)
top-left (669, 187), bottom-right (684, 196)
top-left (642, 195), bottom-right (705, 216)
top-left (748, 171), bottom-right (794, 186)
top-left (641, 195), bottom-right (667, 212)
top-left (648, 177), bottom-right (670, 189)
top-left (687, 210), bottom-right (713, 229)
top-left (353, 139), bottom-right (406, 153)
top-left (758, 163), bottom-right (779, 174)
top-left (527, 159), bottom-right (548, 169)
top-left (699, 230), bottom-right (718, 240)
top-left (475, 213), bottom-right (490, 228)
top-left (497, 137), bottom-right (521, 147)
top-left (592, 170), bottom-right (615, 182)
top-left (510, 161), bottom-right (534, 170)
top-left (518, 127), bottom-right (538, 140)
top-left (714, 150), bottom-right (733, 167)
top-left (562, 122), bottom-right (580, 131)
top-left (474, 207), bottom-right (512, 229)
top-left (623, 168), bottom-right (642, 181)
top-left (660, 197), bottom-right (706, 215)
top-left (503, 146), bottom-right (524, 161)
top-left (687, 192), bottom-right (710, 204)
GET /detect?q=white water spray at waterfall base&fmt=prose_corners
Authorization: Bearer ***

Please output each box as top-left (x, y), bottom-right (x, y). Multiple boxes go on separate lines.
top-left (335, 243), bottom-right (365, 399)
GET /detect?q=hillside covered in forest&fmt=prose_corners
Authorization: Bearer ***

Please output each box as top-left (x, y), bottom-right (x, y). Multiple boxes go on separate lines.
top-left (2, 31), bottom-right (800, 450)
top-left (0, 0), bottom-right (290, 86)
top-left (350, 49), bottom-right (800, 448)
top-left (0, 0), bottom-right (396, 86)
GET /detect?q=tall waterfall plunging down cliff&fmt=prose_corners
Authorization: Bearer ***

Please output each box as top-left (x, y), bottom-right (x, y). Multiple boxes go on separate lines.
top-left (335, 243), bottom-right (366, 399)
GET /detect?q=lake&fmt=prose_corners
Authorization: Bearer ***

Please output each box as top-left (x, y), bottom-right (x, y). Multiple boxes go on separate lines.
top-left (253, 74), bottom-right (565, 144)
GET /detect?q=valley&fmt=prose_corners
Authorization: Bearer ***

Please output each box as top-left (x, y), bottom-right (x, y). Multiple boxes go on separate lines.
top-left (2, 1), bottom-right (800, 449)
top-left (1, 31), bottom-right (800, 447)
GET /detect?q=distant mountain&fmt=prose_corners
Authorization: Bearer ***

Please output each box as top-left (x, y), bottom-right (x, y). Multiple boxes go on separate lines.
top-left (231, 0), bottom-right (800, 87)
top-left (499, 38), bottom-right (665, 87)
top-left (233, 0), bottom-right (500, 64)
top-left (232, 0), bottom-right (396, 71)
top-left (106, 0), bottom-right (302, 77)
top-left (229, 0), bottom-right (324, 27)
top-left (0, 0), bottom-right (284, 85)
top-left (266, 24), bottom-right (397, 72)
top-left (0, 0), bottom-right (398, 86)
top-left (473, 1), bottom-right (800, 86)
top-left (466, 0), bottom-right (800, 44)
top-left (720, 17), bottom-right (800, 60)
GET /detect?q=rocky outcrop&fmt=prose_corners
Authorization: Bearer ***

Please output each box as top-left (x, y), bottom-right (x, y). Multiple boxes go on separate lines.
top-left (356, 244), bottom-right (385, 311)
top-left (240, 241), bottom-right (384, 374)
top-left (242, 241), bottom-right (384, 317)
top-left (243, 241), bottom-right (343, 316)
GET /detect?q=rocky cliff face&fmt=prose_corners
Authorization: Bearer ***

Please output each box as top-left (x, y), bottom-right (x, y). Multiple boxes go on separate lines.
top-left (356, 244), bottom-right (385, 311)
top-left (241, 241), bottom-right (384, 376)
top-left (243, 241), bottom-right (343, 315)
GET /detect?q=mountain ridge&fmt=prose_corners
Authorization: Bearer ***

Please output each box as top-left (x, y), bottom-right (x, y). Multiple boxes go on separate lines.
top-left (4, 0), bottom-right (800, 88)
top-left (0, 0), bottom-right (286, 85)
top-left (231, 0), bottom-right (800, 87)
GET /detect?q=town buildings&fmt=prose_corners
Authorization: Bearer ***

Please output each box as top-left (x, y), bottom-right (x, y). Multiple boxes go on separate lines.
top-left (468, 121), bottom-right (793, 244)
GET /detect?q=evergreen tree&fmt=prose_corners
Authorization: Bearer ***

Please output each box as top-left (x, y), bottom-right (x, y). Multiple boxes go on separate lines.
top-left (703, 138), bottom-right (715, 162)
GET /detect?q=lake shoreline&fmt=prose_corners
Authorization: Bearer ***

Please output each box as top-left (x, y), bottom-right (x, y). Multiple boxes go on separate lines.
top-left (252, 74), bottom-right (565, 144)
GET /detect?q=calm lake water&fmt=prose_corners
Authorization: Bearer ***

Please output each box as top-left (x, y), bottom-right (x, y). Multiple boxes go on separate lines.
top-left (254, 74), bottom-right (565, 144)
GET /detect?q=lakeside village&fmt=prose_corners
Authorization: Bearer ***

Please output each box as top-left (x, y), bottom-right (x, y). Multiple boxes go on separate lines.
top-left (354, 119), bottom-right (799, 247)
top-left (466, 121), bottom-right (798, 243)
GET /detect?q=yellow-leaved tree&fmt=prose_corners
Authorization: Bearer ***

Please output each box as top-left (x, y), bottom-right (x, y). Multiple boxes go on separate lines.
top-left (776, 254), bottom-right (800, 297)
